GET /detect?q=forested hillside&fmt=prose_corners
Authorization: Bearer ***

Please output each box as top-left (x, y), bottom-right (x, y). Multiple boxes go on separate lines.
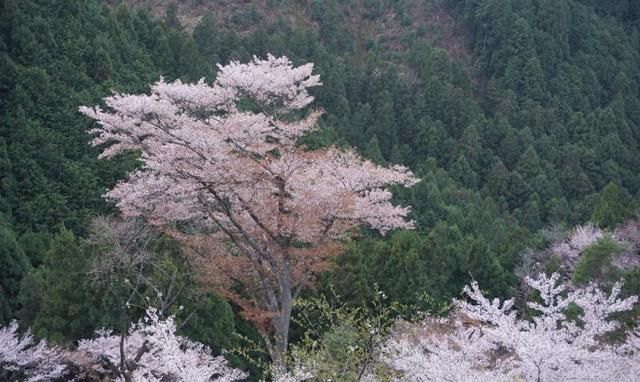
top-left (1, 0), bottom-right (640, 380)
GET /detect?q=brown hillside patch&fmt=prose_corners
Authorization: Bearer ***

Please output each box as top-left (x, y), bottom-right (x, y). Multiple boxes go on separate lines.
top-left (112, 0), bottom-right (474, 80)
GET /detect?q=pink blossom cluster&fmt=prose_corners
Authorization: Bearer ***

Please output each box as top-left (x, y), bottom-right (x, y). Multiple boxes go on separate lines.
top-left (551, 224), bottom-right (604, 263)
top-left (78, 308), bottom-right (246, 382)
top-left (0, 321), bottom-right (66, 382)
top-left (80, 54), bottom-right (417, 244)
top-left (383, 273), bottom-right (640, 382)
top-left (0, 309), bottom-right (245, 382)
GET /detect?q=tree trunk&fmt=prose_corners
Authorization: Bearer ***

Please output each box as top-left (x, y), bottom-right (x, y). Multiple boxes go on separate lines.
top-left (267, 271), bottom-right (293, 370)
top-left (269, 310), bottom-right (291, 370)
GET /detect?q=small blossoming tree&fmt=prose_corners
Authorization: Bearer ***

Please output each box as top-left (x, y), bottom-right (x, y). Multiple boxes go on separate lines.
top-left (78, 308), bottom-right (246, 382)
top-left (551, 224), bottom-right (605, 266)
top-left (0, 310), bottom-right (245, 382)
top-left (0, 321), bottom-right (66, 382)
top-left (80, 54), bottom-right (418, 365)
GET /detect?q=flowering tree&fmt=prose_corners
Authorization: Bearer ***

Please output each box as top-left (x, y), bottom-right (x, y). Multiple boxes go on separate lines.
top-left (383, 273), bottom-right (640, 382)
top-left (0, 321), bottom-right (66, 382)
top-left (551, 224), bottom-right (605, 267)
top-left (77, 308), bottom-right (246, 382)
top-left (80, 54), bottom-right (418, 365)
top-left (0, 310), bottom-right (244, 382)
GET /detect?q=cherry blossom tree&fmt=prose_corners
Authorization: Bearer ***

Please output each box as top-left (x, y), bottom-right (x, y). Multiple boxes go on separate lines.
top-left (383, 273), bottom-right (640, 382)
top-left (80, 54), bottom-right (418, 365)
top-left (516, 224), bottom-right (614, 311)
top-left (0, 321), bottom-right (66, 382)
top-left (0, 310), bottom-right (244, 382)
top-left (551, 224), bottom-right (605, 267)
top-left (77, 307), bottom-right (246, 382)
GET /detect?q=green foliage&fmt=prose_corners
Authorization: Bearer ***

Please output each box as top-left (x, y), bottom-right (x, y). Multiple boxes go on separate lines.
top-left (591, 182), bottom-right (636, 228)
top-left (0, 223), bottom-right (29, 324)
top-left (18, 231), bottom-right (51, 267)
top-left (0, 0), bottom-right (214, 235)
top-left (178, 293), bottom-right (261, 374)
top-left (287, 289), bottom-right (425, 382)
top-left (624, 268), bottom-right (640, 297)
top-left (18, 229), bottom-right (96, 343)
top-left (573, 236), bottom-right (624, 285)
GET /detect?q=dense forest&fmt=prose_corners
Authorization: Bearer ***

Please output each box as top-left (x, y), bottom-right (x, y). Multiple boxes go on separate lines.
top-left (1, 0), bottom-right (640, 380)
